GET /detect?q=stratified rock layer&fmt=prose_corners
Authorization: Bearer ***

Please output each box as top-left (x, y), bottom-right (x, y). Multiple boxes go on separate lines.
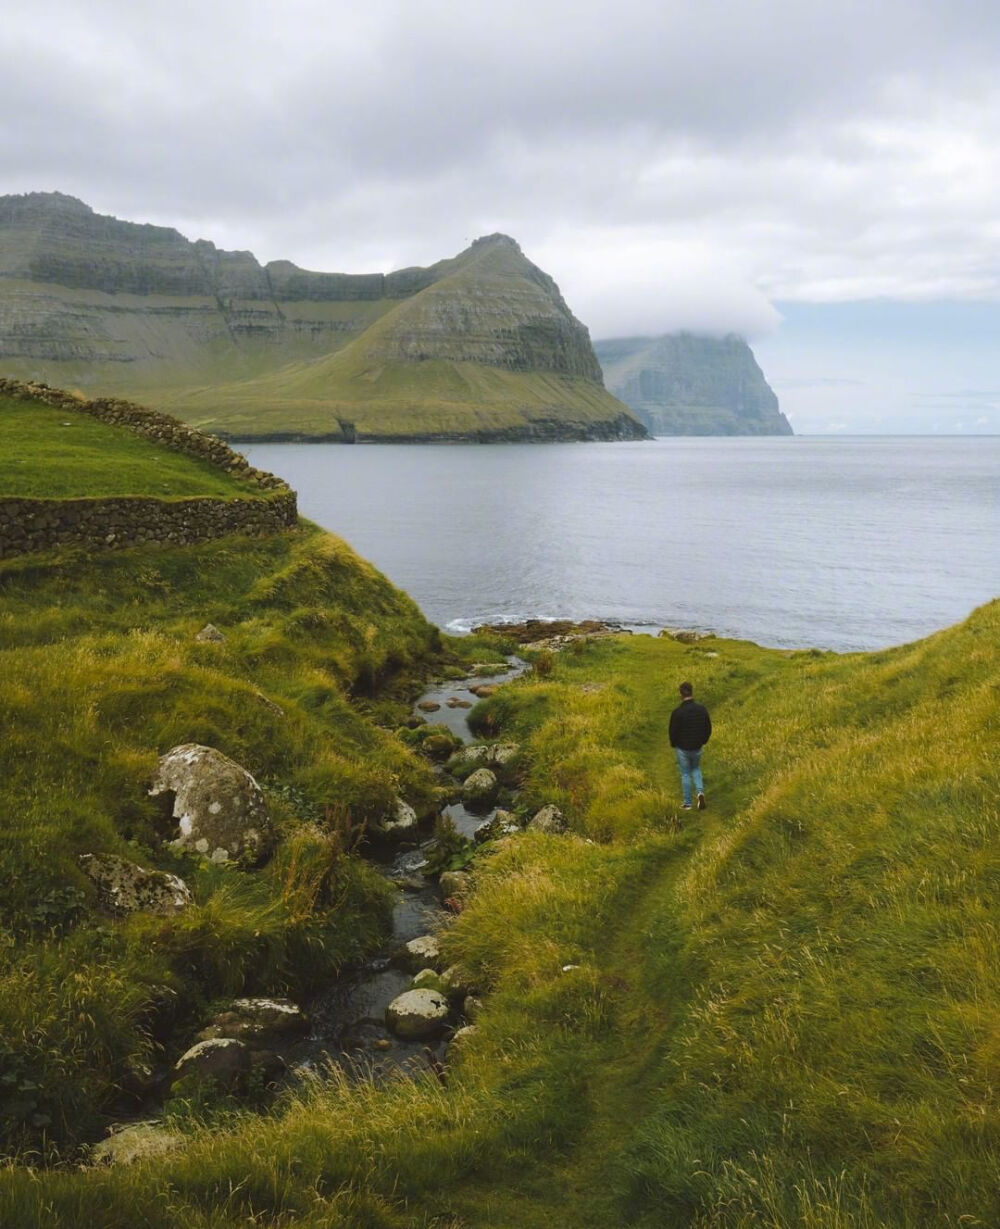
top-left (0, 194), bottom-right (645, 442)
top-left (594, 333), bottom-right (791, 435)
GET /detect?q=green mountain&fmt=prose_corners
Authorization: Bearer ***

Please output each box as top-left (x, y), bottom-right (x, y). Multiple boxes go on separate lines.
top-left (0, 193), bottom-right (645, 442)
top-left (594, 332), bottom-right (792, 435)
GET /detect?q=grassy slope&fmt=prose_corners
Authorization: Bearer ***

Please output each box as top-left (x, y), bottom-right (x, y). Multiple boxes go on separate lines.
top-left (0, 514), bottom-right (460, 1152)
top-left (0, 397), bottom-right (257, 498)
top-left (167, 361), bottom-right (632, 439)
top-left (4, 605), bottom-right (995, 1226)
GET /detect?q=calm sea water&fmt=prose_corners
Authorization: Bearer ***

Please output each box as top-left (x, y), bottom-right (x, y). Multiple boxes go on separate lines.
top-left (242, 437), bottom-right (1000, 652)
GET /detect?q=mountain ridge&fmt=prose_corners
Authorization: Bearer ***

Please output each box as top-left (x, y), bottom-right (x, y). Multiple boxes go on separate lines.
top-left (0, 194), bottom-right (645, 441)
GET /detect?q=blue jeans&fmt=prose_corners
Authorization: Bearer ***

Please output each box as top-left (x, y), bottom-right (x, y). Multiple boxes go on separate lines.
top-left (674, 747), bottom-right (704, 806)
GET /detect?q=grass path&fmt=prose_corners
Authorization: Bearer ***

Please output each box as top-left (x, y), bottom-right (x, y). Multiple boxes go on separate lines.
top-left (433, 636), bottom-right (775, 1227)
top-left (440, 654), bottom-right (729, 1228)
top-left (424, 614), bottom-right (998, 1226)
top-left (443, 823), bottom-right (712, 1227)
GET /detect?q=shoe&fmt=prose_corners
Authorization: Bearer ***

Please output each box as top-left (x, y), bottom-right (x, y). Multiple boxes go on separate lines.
top-left (681, 803), bottom-right (692, 810)
top-left (697, 793), bottom-right (706, 810)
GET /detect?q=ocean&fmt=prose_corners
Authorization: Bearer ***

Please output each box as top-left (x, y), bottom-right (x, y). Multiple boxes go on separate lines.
top-left (242, 436), bottom-right (1000, 652)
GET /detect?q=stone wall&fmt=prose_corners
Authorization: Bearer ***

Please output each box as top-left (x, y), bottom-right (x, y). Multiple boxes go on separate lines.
top-left (0, 378), bottom-right (298, 559)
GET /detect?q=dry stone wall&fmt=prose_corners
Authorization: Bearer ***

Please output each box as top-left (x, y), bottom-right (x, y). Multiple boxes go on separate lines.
top-left (0, 378), bottom-right (297, 559)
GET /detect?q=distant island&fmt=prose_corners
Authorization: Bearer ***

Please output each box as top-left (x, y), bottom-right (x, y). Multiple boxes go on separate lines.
top-left (0, 193), bottom-right (644, 443)
top-left (595, 333), bottom-right (792, 435)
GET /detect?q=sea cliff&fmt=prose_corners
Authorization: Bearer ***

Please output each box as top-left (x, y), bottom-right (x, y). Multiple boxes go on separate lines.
top-left (595, 332), bottom-right (791, 435)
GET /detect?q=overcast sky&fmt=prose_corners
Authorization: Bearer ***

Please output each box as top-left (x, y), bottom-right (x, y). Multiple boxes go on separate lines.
top-left (4, 0), bottom-right (1000, 432)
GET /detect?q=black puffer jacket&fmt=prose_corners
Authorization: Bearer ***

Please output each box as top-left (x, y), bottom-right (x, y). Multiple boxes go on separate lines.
top-left (669, 699), bottom-right (712, 750)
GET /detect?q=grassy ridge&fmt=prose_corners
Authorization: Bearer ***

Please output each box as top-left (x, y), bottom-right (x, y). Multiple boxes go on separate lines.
top-left (0, 397), bottom-right (257, 498)
top-left (3, 605), bottom-right (995, 1225)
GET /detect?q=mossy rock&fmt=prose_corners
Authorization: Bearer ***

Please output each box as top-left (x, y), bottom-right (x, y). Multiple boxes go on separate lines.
top-left (423, 733), bottom-right (462, 761)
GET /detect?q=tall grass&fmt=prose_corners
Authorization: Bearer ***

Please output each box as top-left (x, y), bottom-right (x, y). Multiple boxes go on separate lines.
top-left (0, 524), bottom-right (444, 1152)
top-left (1, 590), bottom-right (996, 1226)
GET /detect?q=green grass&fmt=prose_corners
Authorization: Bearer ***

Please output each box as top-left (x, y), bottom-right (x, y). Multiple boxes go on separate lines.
top-left (0, 397), bottom-right (257, 498)
top-left (0, 518), bottom-right (453, 1153)
top-left (167, 362), bottom-right (635, 440)
top-left (2, 605), bottom-right (995, 1226)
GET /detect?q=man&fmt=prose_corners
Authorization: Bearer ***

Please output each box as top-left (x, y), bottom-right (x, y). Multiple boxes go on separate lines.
top-left (669, 681), bottom-right (711, 811)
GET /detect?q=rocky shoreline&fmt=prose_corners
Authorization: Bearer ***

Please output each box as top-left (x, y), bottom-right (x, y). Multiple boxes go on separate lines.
top-left (221, 412), bottom-right (647, 445)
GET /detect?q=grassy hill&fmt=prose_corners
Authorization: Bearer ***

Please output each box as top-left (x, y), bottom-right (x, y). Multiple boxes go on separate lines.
top-left (0, 400), bottom-right (512, 1161)
top-left (166, 240), bottom-right (643, 441)
top-left (0, 195), bottom-right (645, 442)
top-left (0, 394), bottom-right (258, 498)
top-left (1, 587), bottom-right (995, 1225)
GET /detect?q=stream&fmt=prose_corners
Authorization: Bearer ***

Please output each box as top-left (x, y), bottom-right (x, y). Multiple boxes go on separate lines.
top-left (288, 655), bottom-right (526, 1079)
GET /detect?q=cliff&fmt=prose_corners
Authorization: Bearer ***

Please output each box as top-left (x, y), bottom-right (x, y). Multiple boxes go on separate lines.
top-left (0, 194), bottom-right (645, 442)
top-left (594, 333), bottom-right (791, 435)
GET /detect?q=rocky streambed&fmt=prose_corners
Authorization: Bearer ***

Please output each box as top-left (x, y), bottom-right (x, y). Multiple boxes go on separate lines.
top-left (94, 653), bottom-right (569, 1163)
top-left (286, 655), bottom-right (529, 1081)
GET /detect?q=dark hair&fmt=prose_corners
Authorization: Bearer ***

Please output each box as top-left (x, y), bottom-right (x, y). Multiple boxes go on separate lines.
top-left (679, 681), bottom-right (693, 697)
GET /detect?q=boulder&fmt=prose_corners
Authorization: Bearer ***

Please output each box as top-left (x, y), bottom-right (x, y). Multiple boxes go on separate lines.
top-left (376, 797), bottom-right (418, 839)
top-left (469, 684), bottom-right (496, 698)
top-left (474, 809), bottom-right (522, 844)
top-left (149, 744), bottom-right (273, 865)
top-left (422, 733), bottom-right (460, 761)
top-left (446, 744), bottom-right (490, 771)
top-left (195, 997), bottom-right (308, 1046)
top-left (194, 623), bottom-right (226, 643)
top-left (399, 933), bottom-right (442, 971)
top-left (416, 700), bottom-right (441, 712)
top-left (445, 696), bottom-right (473, 709)
top-left (91, 1121), bottom-right (184, 1166)
top-left (486, 742), bottom-right (519, 768)
top-left (173, 1037), bottom-right (251, 1087)
top-left (528, 804), bottom-right (567, 834)
top-left (78, 853), bottom-right (192, 916)
top-left (449, 1024), bottom-right (478, 1046)
top-left (462, 767), bottom-right (498, 809)
top-left (386, 989), bottom-right (450, 1040)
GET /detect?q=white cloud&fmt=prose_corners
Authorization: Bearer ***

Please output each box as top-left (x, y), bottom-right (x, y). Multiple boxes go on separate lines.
top-left (530, 231), bottom-right (781, 340)
top-left (4, 0), bottom-right (1000, 418)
